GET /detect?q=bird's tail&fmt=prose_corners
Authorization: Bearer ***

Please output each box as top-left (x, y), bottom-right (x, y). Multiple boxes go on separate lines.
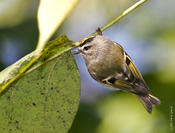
top-left (135, 94), bottom-right (160, 114)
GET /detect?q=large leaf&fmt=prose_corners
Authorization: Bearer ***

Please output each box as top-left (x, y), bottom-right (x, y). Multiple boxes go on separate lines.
top-left (37, 0), bottom-right (79, 51)
top-left (0, 35), bottom-right (80, 132)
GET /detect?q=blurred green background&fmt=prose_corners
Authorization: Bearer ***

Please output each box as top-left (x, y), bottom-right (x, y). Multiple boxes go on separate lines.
top-left (0, 0), bottom-right (174, 133)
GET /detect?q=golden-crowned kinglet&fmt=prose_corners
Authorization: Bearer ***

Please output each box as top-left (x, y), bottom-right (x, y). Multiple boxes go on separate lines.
top-left (76, 28), bottom-right (160, 114)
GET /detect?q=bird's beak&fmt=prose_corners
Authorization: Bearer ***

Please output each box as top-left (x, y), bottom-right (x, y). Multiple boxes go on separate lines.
top-left (73, 49), bottom-right (80, 55)
top-left (73, 48), bottom-right (83, 55)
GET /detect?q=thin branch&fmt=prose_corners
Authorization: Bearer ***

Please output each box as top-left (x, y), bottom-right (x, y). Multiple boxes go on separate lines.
top-left (91, 0), bottom-right (148, 36)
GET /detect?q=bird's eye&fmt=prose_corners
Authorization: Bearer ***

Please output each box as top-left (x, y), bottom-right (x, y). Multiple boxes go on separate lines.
top-left (83, 46), bottom-right (91, 51)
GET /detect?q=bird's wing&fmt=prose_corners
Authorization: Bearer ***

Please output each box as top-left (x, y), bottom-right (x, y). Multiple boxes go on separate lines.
top-left (103, 42), bottom-right (149, 94)
top-left (123, 51), bottom-right (149, 94)
top-left (123, 51), bottom-right (144, 81)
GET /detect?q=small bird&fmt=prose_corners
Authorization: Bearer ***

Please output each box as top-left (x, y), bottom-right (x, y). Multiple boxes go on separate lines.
top-left (76, 28), bottom-right (160, 114)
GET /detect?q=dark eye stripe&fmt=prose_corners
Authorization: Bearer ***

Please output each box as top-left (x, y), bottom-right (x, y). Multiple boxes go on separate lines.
top-left (80, 37), bottom-right (95, 47)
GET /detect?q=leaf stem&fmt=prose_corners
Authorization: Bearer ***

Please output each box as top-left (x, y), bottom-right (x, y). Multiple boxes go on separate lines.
top-left (91, 0), bottom-right (148, 36)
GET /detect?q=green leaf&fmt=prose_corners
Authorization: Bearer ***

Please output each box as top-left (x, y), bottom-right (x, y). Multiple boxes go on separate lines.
top-left (0, 34), bottom-right (77, 93)
top-left (0, 52), bottom-right (80, 133)
top-left (37, 0), bottom-right (79, 51)
top-left (0, 35), bottom-right (80, 132)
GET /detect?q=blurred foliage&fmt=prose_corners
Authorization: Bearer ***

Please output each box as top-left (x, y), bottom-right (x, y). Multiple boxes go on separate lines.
top-left (95, 93), bottom-right (167, 133)
top-left (0, 20), bottom-right (38, 69)
top-left (69, 103), bottom-right (101, 133)
top-left (0, 0), bottom-right (39, 28)
top-left (37, 0), bottom-right (79, 51)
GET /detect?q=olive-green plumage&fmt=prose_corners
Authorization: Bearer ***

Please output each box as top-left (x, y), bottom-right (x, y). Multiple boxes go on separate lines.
top-left (77, 30), bottom-right (160, 114)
